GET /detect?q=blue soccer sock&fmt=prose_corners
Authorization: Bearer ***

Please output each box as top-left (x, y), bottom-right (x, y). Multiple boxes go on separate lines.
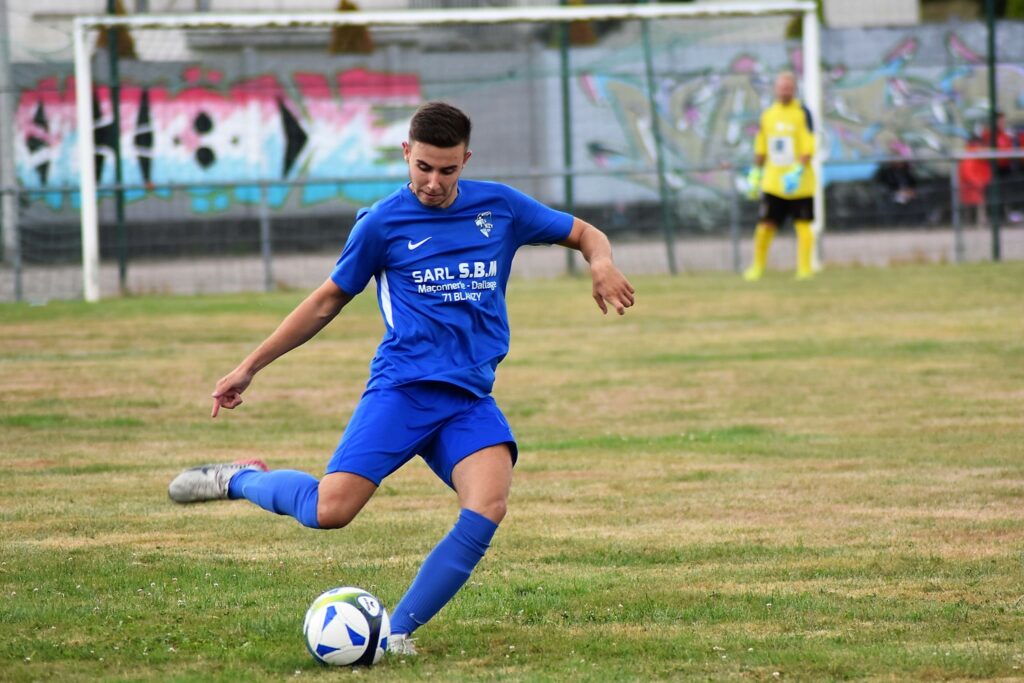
top-left (390, 508), bottom-right (498, 636)
top-left (228, 469), bottom-right (321, 529)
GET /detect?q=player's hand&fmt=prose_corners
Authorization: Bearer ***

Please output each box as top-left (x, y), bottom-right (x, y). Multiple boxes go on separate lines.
top-left (211, 367), bottom-right (254, 418)
top-left (745, 166), bottom-right (763, 199)
top-left (590, 259), bottom-right (635, 316)
top-left (782, 164), bottom-right (804, 195)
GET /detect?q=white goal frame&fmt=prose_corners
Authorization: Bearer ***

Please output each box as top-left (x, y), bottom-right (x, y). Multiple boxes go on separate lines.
top-left (73, 1), bottom-right (821, 301)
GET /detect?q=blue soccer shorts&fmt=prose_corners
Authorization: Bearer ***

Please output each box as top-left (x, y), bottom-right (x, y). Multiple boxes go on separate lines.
top-left (325, 381), bottom-right (518, 488)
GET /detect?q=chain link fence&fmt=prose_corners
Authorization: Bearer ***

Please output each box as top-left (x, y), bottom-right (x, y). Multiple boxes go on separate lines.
top-left (3, 13), bottom-right (1024, 302)
top-left (2, 150), bottom-right (1022, 302)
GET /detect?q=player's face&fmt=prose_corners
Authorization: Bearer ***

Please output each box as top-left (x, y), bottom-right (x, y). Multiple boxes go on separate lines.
top-left (775, 75), bottom-right (796, 104)
top-left (403, 140), bottom-right (471, 208)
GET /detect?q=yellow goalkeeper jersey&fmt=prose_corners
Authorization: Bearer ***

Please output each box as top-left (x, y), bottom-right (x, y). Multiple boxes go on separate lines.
top-left (754, 99), bottom-right (816, 199)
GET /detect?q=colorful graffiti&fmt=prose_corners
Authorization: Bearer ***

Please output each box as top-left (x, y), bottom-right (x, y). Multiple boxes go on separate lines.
top-left (12, 24), bottom-right (1024, 218)
top-left (581, 29), bottom-right (1024, 195)
top-left (15, 66), bottom-right (420, 213)
top-left (580, 56), bottom-right (768, 197)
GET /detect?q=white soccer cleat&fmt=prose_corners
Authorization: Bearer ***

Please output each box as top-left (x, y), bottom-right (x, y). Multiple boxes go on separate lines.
top-left (167, 459), bottom-right (268, 503)
top-left (387, 633), bottom-right (418, 656)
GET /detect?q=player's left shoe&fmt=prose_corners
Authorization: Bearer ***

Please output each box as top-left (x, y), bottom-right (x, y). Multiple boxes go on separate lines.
top-left (167, 459), bottom-right (268, 503)
top-left (795, 270), bottom-right (814, 281)
top-left (387, 634), bottom-right (418, 656)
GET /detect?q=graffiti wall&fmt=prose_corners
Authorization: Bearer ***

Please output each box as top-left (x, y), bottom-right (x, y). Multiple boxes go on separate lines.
top-left (10, 20), bottom-right (1024, 219)
top-left (577, 20), bottom-right (1024, 201)
top-left (15, 63), bottom-right (420, 213)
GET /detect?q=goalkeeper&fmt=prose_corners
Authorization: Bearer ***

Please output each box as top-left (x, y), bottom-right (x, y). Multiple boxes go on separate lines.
top-left (743, 71), bottom-right (817, 281)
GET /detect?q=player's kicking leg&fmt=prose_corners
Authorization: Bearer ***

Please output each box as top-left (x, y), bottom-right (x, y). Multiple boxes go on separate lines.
top-left (168, 462), bottom-right (377, 530)
top-left (168, 386), bottom-right (424, 528)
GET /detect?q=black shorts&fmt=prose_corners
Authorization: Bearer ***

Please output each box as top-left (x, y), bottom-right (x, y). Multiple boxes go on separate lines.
top-left (759, 193), bottom-right (814, 226)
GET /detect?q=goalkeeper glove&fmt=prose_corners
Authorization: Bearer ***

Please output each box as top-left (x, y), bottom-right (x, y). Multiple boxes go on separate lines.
top-left (782, 163), bottom-right (805, 195)
top-left (745, 166), bottom-right (763, 199)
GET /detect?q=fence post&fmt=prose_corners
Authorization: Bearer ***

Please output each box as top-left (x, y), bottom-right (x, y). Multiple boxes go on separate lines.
top-left (12, 188), bottom-right (21, 301)
top-left (950, 162), bottom-right (964, 264)
top-left (557, 14), bottom-right (577, 276)
top-left (106, 0), bottom-right (128, 293)
top-left (985, 0), bottom-right (1001, 262)
top-left (729, 174), bottom-right (741, 273)
top-left (259, 182), bottom-right (273, 293)
top-left (640, 16), bottom-right (677, 275)
top-left (526, 40), bottom-right (545, 204)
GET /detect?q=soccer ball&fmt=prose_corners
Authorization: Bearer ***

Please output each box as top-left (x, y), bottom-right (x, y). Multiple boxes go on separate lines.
top-left (303, 586), bottom-right (390, 666)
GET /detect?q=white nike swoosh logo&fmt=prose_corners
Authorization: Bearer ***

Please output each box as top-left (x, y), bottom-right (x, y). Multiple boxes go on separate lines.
top-left (407, 237), bottom-right (432, 250)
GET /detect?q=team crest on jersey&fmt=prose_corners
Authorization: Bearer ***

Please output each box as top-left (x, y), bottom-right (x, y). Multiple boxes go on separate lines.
top-left (475, 211), bottom-right (493, 237)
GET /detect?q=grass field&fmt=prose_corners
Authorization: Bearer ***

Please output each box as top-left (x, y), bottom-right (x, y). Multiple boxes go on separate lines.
top-left (2, 262), bottom-right (1023, 681)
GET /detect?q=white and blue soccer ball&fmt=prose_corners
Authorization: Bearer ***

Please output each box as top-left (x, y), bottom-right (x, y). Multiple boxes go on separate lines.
top-left (303, 586), bottom-right (390, 666)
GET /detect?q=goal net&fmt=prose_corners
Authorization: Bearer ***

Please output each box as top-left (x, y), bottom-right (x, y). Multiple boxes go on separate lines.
top-left (6, 1), bottom-right (820, 301)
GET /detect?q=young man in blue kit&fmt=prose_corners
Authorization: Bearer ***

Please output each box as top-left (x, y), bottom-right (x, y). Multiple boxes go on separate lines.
top-left (167, 102), bottom-right (635, 655)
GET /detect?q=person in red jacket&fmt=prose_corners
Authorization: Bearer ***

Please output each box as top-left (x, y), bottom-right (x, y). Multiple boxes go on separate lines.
top-left (980, 111), bottom-right (1022, 222)
top-left (959, 136), bottom-right (992, 225)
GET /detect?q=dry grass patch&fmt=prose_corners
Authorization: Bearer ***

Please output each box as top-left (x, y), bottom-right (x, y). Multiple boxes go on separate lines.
top-left (2, 263), bottom-right (1023, 681)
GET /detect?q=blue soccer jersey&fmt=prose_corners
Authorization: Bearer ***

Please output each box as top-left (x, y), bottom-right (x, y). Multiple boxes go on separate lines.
top-left (330, 179), bottom-right (574, 397)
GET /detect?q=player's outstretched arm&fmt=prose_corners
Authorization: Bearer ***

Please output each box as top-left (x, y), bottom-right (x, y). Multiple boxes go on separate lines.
top-left (559, 218), bottom-right (635, 316)
top-left (211, 278), bottom-right (353, 417)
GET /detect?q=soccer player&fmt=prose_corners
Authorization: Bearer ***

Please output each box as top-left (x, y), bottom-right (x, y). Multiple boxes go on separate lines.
top-left (167, 102), bottom-right (635, 656)
top-left (743, 71), bottom-right (817, 281)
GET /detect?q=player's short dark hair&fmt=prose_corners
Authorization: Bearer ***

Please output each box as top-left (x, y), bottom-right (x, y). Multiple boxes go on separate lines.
top-left (409, 101), bottom-right (471, 149)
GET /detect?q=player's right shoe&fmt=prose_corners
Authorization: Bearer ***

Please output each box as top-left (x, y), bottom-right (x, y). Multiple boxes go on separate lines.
top-left (167, 459), bottom-right (268, 504)
top-left (742, 266), bottom-right (763, 282)
top-left (387, 634), bottom-right (418, 656)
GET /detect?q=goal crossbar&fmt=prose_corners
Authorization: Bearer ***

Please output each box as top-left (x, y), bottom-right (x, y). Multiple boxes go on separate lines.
top-left (75, 2), bottom-right (817, 31)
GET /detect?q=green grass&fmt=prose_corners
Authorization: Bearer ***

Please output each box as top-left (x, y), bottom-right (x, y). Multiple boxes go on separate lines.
top-left (2, 262), bottom-right (1023, 681)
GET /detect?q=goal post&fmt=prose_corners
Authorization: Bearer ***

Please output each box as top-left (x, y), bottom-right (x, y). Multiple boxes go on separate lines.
top-left (802, 8), bottom-right (824, 273)
top-left (74, 22), bottom-right (101, 303)
top-left (72, 1), bottom-right (821, 301)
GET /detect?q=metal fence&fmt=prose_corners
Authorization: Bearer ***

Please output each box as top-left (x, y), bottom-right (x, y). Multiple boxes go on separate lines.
top-left (2, 150), bottom-right (1022, 303)
top-left (6, 10), bottom-right (1024, 303)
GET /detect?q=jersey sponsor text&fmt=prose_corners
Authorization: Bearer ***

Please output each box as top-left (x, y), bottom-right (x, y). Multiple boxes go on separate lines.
top-left (412, 260), bottom-right (498, 284)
